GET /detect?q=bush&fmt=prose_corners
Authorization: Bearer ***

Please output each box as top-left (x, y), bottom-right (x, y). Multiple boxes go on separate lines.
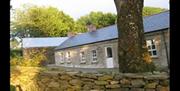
top-left (10, 85), bottom-right (16, 91)
top-left (20, 52), bottom-right (47, 67)
top-left (10, 49), bottom-right (22, 59)
top-left (10, 48), bottom-right (48, 67)
top-left (10, 56), bottom-right (23, 66)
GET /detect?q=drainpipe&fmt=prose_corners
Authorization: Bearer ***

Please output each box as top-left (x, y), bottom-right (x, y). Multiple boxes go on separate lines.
top-left (161, 30), bottom-right (170, 70)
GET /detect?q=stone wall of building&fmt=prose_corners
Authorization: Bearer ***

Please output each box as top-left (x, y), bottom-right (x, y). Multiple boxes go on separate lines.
top-left (10, 67), bottom-right (169, 91)
top-left (55, 29), bottom-right (169, 70)
top-left (145, 29), bottom-right (169, 70)
top-left (55, 39), bottom-right (118, 68)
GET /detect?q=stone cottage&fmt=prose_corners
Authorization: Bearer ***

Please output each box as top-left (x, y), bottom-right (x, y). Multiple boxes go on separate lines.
top-left (55, 11), bottom-right (169, 70)
top-left (22, 37), bottom-right (68, 64)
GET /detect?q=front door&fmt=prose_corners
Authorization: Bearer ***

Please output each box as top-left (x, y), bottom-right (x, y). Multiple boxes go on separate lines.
top-left (105, 47), bottom-right (114, 68)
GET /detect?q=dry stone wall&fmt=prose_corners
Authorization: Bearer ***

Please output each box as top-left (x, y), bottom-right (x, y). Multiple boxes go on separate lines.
top-left (11, 67), bottom-right (169, 91)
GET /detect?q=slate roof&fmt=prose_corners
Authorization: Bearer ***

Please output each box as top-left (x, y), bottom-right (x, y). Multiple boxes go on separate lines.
top-left (55, 11), bottom-right (169, 50)
top-left (23, 37), bottom-right (68, 48)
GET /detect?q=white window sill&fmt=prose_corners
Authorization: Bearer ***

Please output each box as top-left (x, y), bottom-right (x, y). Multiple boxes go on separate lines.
top-left (60, 62), bottom-right (64, 64)
top-left (151, 56), bottom-right (158, 59)
top-left (67, 61), bottom-right (72, 64)
top-left (91, 61), bottom-right (98, 64)
top-left (80, 61), bottom-right (86, 64)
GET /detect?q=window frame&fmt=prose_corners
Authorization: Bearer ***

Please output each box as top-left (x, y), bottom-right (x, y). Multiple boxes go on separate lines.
top-left (91, 49), bottom-right (98, 63)
top-left (146, 39), bottom-right (158, 58)
top-left (105, 46), bottom-right (113, 58)
top-left (58, 52), bottom-right (64, 64)
top-left (80, 51), bottom-right (86, 63)
top-left (66, 51), bottom-right (71, 63)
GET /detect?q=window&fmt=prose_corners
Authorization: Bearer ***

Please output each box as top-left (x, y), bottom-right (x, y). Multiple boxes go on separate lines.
top-left (92, 50), bottom-right (97, 63)
top-left (146, 39), bottom-right (158, 57)
top-left (66, 52), bottom-right (71, 63)
top-left (59, 52), bottom-right (64, 64)
top-left (106, 47), bottom-right (113, 58)
top-left (80, 52), bottom-right (86, 63)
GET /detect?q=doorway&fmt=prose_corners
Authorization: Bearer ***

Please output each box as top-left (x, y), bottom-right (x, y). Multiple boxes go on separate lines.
top-left (105, 47), bottom-right (114, 68)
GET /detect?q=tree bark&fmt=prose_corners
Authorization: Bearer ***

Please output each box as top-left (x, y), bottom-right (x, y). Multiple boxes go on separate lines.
top-left (114, 0), bottom-right (155, 73)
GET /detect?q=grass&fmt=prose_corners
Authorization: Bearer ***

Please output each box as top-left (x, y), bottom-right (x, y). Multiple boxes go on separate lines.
top-left (10, 85), bottom-right (16, 91)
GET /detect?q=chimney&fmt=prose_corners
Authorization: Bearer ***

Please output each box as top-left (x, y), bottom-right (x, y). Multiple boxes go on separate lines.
top-left (86, 21), bottom-right (96, 32)
top-left (67, 32), bottom-right (76, 37)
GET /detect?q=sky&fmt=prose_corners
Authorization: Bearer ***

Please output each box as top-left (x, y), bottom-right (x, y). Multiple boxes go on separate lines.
top-left (11, 0), bottom-right (169, 20)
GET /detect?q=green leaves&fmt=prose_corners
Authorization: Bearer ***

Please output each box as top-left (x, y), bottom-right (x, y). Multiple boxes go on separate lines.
top-left (76, 11), bottom-right (117, 30)
top-left (11, 5), bottom-right (166, 38)
top-left (11, 5), bottom-right (75, 37)
top-left (143, 7), bottom-right (167, 16)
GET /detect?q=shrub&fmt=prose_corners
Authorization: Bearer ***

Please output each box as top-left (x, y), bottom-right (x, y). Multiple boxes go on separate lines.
top-left (10, 49), bottom-right (22, 58)
top-left (10, 56), bottom-right (23, 66)
top-left (10, 48), bottom-right (48, 67)
top-left (21, 52), bottom-right (47, 67)
top-left (10, 85), bottom-right (16, 91)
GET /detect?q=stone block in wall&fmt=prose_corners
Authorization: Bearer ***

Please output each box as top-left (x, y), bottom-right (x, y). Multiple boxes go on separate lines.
top-left (145, 82), bottom-right (158, 89)
top-left (110, 81), bottom-right (119, 85)
top-left (81, 78), bottom-right (95, 82)
top-left (59, 80), bottom-right (70, 88)
top-left (145, 88), bottom-right (156, 91)
top-left (123, 73), bottom-right (144, 79)
top-left (120, 78), bottom-right (131, 85)
top-left (114, 74), bottom-right (123, 80)
top-left (130, 88), bottom-right (144, 91)
top-left (92, 85), bottom-right (106, 90)
top-left (41, 77), bottom-right (51, 83)
top-left (159, 80), bottom-right (169, 86)
top-left (90, 90), bottom-right (104, 91)
top-left (69, 79), bottom-right (82, 86)
top-left (119, 88), bottom-right (130, 91)
top-left (95, 81), bottom-right (109, 85)
top-left (121, 85), bottom-right (132, 88)
top-left (106, 88), bottom-right (122, 91)
top-left (83, 81), bottom-right (95, 86)
top-left (83, 73), bottom-right (98, 79)
top-left (98, 75), bottom-right (113, 81)
top-left (156, 86), bottom-right (169, 91)
top-left (67, 85), bottom-right (81, 91)
top-left (60, 75), bottom-right (72, 80)
top-left (45, 87), bottom-right (61, 91)
top-left (144, 75), bottom-right (169, 80)
top-left (48, 82), bottom-right (59, 88)
top-left (131, 79), bottom-right (145, 87)
top-left (105, 84), bottom-right (120, 89)
top-left (82, 84), bottom-right (93, 90)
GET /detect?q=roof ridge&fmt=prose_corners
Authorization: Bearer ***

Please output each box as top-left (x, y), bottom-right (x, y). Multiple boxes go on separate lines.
top-left (23, 37), bottom-right (68, 39)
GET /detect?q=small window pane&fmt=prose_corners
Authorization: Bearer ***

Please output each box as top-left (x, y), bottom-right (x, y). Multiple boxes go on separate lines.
top-left (152, 45), bottom-right (156, 49)
top-left (151, 40), bottom-right (155, 44)
top-left (92, 50), bottom-right (97, 57)
top-left (152, 51), bottom-right (157, 56)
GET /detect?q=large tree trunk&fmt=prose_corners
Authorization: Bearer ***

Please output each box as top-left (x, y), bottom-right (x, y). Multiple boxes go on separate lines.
top-left (114, 0), bottom-right (155, 73)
